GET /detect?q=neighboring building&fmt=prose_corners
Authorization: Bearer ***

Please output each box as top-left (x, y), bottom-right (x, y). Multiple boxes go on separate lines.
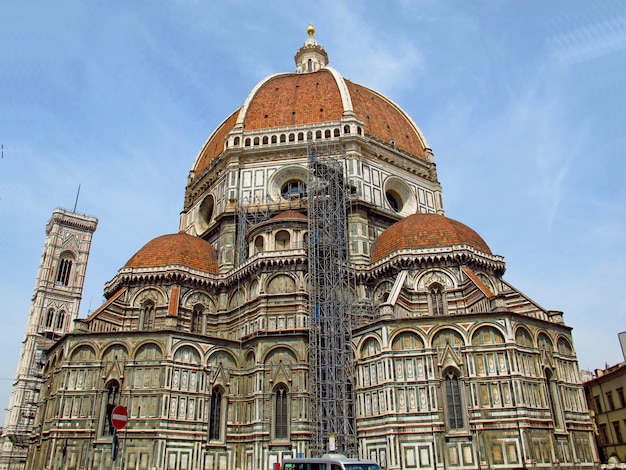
top-left (25, 27), bottom-right (598, 470)
top-left (0, 208), bottom-right (97, 470)
top-left (584, 361), bottom-right (626, 466)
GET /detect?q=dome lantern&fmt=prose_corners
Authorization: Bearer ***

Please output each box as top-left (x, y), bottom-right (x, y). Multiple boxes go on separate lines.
top-left (294, 23), bottom-right (329, 73)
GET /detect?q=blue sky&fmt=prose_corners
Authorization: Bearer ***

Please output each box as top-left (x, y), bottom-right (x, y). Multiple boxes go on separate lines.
top-left (1, 0), bottom-right (625, 421)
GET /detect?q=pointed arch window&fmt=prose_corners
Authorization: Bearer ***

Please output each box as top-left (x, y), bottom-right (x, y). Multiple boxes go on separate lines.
top-left (191, 304), bottom-right (204, 334)
top-left (100, 380), bottom-right (120, 437)
top-left (545, 368), bottom-right (564, 430)
top-left (274, 384), bottom-right (289, 440)
top-left (45, 308), bottom-right (55, 328)
top-left (429, 283), bottom-right (446, 316)
top-left (55, 310), bottom-right (66, 330)
top-left (142, 301), bottom-right (155, 330)
top-left (209, 387), bottom-right (223, 441)
top-left (56, 257), bottom-right (73, 286)
top-left (444, 369), bottom-right (464, 430)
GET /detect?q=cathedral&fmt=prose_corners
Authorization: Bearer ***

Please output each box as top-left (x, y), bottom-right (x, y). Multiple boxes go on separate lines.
top-left (11, 26), bottom-right (599, 470)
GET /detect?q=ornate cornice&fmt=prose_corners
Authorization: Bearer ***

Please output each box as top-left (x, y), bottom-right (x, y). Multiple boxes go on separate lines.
top-left (104, 250), bottom-right (309, 297)
top-left (357, 245), bottom-right (505, 282)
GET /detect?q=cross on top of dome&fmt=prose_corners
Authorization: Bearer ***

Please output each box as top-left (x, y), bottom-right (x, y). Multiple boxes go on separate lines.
top-left (295, 23), bottom-right (329, 74)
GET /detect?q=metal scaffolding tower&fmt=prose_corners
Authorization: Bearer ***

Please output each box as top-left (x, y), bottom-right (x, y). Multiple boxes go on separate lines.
top-left (236, 194), bottom-right (307, 265)
top-left (306, 142), bottom-right (356, 457)
top-left (236, 195), bottom-right (274, 265)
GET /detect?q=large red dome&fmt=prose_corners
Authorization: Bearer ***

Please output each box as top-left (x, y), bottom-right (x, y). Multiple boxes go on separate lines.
top-left (192, 68), bottom-right (429, 176)
top-left (125, 232), bottom-right (219, 273)
top-left (372, 213), bottom-right (492, 262)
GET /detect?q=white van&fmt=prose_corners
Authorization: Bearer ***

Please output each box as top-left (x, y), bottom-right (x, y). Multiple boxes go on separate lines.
top-left (281, 454), bottom-right (382, 470)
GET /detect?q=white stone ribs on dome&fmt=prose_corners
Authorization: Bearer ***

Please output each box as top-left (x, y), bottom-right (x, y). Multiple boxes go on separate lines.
top-left (364, 86), bottom-right (430, 153)
top-left (325, 66), bottom-right (354, 117)
top-left (235, 72), bottom-right (285, 129)
top-left (234, 67), bottom-right (355, 128)
top-left (191, 108), bottom-right (240, 174)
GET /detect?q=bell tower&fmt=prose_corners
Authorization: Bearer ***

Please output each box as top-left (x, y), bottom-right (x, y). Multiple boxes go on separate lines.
top-left (0, 208), bottom-right (97, 470)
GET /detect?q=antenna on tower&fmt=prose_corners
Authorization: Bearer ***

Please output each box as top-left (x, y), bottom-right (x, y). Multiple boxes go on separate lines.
top-left (73, 184), bottom-right (81, 213)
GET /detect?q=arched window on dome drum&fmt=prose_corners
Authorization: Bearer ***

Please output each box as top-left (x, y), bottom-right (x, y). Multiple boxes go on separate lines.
top-left (289, 133), bottom-right (295, 142)
top-left (316, 130), bottom-right (322, 139)
top-left (343, 125), bottom-right (350, 134)
top-left (271, 135), bottom-right (277, 144)
top-left (307, 131), bottom-right (312, 140)
top-left (254, 136), bottom-right (260, 146)
top-left (357, 126), bottom-right (363, 135)
top-left (56, 257), bottom-right (72, 286)
top-left (298, 132), bottom-right (304, 141)
top-left (263, 136), bottom-right (268, 145)
top-left (280, 134), bottom-right (286, 143)
top-left (325, 129), bottom-right (331, 138)
top-left (275, 231), bottom-right (290, 250)
top-left (191, 304), bottom-right (204, 334)
top-left (142, 301), bottom-right (155, 330)
top-left (334, 128), bottom-right (340, 137)
top-left (274, 384), bottom-right (289, 439)
top-left (254, 235), bottom-right (264, 254)
top-left (244, 138), bottom-right (251, 147)
top-left (444, 369), bottom-right (464, 430)
top-left (428, 283), bottom-right (446, 316)
top-left (209, 387), bottom-right (223, 441)
top-left (234, 136), bottom-right (240, 146)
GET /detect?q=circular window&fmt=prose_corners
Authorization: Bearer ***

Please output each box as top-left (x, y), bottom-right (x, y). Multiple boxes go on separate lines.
top-left (383, 177), bottom-right (417, 215)
top-left (270, 165), bottom-right (309, 201)
top-left (195, 194), bottom-right (215, 234)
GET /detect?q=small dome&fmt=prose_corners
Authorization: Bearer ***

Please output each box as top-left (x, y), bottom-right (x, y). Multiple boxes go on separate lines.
top-left (125, 232), bottom-right (219, 273)
top-left (372, 213), bottom-right (492, 261)
top-left (270, 210), bottom-right (307, 221)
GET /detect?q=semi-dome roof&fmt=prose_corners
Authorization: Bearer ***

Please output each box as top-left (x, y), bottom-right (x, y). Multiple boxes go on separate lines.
top-left (125, 232), bottom-right (219, 273)
top-left (192, 27), bottom-right (429, 177)
top-left (372, 213), bottom-right (492, 261)
top-left (270, 210), bottom-right (307, 221)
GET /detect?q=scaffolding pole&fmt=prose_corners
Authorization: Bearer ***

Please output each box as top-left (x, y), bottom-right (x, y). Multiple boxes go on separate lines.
top-left (306, 142), bottom-right (356, 457)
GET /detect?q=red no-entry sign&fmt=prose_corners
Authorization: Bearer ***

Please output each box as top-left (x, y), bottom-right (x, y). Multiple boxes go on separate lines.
top-left (111, 405), bottom-right (128, 430)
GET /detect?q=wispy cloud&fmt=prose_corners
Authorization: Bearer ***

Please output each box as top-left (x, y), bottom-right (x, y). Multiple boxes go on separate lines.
top-left (548, 4), bottom-right (626, 66)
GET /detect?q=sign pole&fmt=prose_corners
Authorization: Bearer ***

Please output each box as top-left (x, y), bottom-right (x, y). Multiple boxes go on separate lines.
top-left (109, 405), bottom-right (127, 469)
top-left (109, 428), bottom-right (117, 470)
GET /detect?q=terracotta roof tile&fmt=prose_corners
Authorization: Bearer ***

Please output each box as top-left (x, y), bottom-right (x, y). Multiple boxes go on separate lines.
top-left (372, 213), bottom-right (491, 261)
top-left (193, 69), bottom-right (427, 175)
top-left (194, 109), bottom-right (239, 176)
top-left (125, 232), bottom-right (219, 273)
top-left (245, 71), bottom-right (344, 129)
top-left (271, 210), bottom-right (307, 221)
top-left (462, 266), bottom-right (495, 299)
top-left (346, 80), bottom-right (425, 157)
